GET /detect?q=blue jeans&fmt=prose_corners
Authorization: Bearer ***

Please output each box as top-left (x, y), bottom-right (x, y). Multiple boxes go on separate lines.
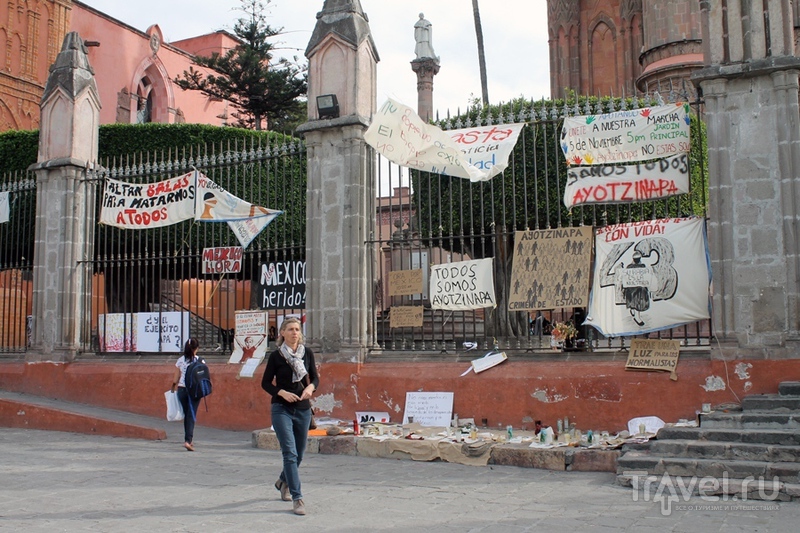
top-left (177, 387), bottom-right (201, 444)
top-left (271, 403), bottom-right (311, 501)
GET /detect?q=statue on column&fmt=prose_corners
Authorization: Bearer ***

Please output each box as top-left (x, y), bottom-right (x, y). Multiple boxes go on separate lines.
top-left (414, 13), bottom-right (438, 60)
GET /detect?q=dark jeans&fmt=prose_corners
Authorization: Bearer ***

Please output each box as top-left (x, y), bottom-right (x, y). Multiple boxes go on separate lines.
top-left (177, 387), bottom-right (201, 444)
top-left (271, 403), bottom-right (312, 501)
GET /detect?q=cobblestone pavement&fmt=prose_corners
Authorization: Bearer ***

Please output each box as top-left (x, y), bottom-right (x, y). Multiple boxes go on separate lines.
top-left (1, 426), bottom-right (797, 532)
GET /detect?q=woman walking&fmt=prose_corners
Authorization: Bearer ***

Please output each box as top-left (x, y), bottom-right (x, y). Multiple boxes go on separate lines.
top-left (171, 338), bottom-right (201, 451)
top-left (261, 317), bottom-right (318, 516)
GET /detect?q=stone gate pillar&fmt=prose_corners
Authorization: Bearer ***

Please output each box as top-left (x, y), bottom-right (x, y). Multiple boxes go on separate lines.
top-left (298, 0), bottom-right (379, 360)
top-left (692, 0), bottom-right (800, 355)
top-left (28, 32), bottom-right (100, 360)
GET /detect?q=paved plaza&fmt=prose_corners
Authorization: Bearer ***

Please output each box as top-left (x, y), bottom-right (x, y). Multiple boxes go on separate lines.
top-left (1, 422), bottom-right (798, 532)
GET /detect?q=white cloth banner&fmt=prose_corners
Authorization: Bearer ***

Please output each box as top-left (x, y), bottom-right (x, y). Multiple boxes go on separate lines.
top-left (99, 171), bottom-right (282, 247)
top-left (0, 191), bottom-right (9, 223)
top-left (194, 173), bottom-right (282, 247)
top-left (99, 173), bottom-right (196, 228)
top-left (564, 153), bottom-right (690, 208)
top-left (585, 217), bottom-right (711, 337)
top-left (365, 98), bottom-right (524, 182)
top-left (430, 258), bottom-right (496, 310)
top-left (561, 103), bottom-right (691, 166)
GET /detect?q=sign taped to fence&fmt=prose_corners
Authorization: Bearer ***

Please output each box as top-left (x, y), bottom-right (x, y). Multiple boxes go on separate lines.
top-left (626, 339), bottom-right (681, 380)
top-left (508, 227), bottom-right (593, 311)
top-left (390, 306), bottom-right (424, 328)
top-left (430, 258), bottom-right (496, 311)
top-left (560, 103), bottom-right (691, 166)
top-left (365, 98), bottom-right (524, 182)
top-left (136, 311), bottom-right (190, 352)
top-left (389, 269), bottom-right (424, 296)
top-left (0, 191), bottom-right (9, 223)
top-left (99, 173), bottom-right (195, 228)
top-left (202, 246), bottom-right (243, 274)
top-left (256, 260), bottom-right (306, 310)
top-left (585, 217), bottom-right (711, 337)
top-left (564, 153), bottom-right (690, 209)
top-left (230, 310), bottom-right (268, 365)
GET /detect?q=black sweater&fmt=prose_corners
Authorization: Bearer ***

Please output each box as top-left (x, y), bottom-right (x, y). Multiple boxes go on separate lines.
top-left (261, 347), bottom-right (319, 410)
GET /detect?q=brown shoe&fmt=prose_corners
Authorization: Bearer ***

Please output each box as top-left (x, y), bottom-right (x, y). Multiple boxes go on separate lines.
top-left (292, 499), bottom-right (306, 515)
top-left (275, 479), bottom-right (291, 501)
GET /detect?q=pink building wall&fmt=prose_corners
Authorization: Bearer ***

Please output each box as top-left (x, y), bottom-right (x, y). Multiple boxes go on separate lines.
top-left (69, 2), bottom-right (236, 126)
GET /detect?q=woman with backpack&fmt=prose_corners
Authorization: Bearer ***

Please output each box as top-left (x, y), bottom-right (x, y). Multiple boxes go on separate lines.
top-left (170, 338), bottom-right (202, 451)
top-left (261, 317), bottom-right (319, 516)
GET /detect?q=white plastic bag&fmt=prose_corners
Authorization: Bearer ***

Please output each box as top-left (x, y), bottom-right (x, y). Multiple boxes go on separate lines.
top-left (165, 390), bottom-right (184, 421)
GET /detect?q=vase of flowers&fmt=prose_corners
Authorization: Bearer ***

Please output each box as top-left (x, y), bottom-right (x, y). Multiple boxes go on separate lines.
top-left (551, 321), bottom-right (578, 351)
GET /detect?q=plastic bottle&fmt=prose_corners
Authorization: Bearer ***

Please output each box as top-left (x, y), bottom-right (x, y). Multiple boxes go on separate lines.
top-left (506, 425), bottom-right (513, 440)
top-left (353, 418), bottom-right (359, 436)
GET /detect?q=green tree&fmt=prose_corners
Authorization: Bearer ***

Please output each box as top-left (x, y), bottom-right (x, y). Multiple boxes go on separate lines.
top-left (173, 0), bottom-right (307, 131)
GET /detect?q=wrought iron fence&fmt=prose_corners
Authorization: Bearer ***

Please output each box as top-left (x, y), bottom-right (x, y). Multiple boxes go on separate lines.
top-left (371, 94), bottom-right (710, 354)
top-left (83, 136), bottom-right (306, 355)
top-left (0, 172), bottom-right (35, 353)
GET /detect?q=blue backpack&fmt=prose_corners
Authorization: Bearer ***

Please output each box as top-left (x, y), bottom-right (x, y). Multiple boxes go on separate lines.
top-left (185, 358), bottom-right (212, 419)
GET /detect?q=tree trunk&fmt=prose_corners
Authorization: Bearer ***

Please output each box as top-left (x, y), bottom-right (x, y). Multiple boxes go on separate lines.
top-left (471, 0), bottom-right (489, 106)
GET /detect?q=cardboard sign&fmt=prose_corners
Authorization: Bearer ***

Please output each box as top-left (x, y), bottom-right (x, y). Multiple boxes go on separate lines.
top-left (389, 306), bottom-right (424, 328)
top-left (201, 246), bottom-right (243, 274)
top-left (403, 391), bottom-right (454, 426)
top-left (356, 411), bottom-right (391, 424)
top-left (626, 339), bottom-right (681, 380)
top-left (229, 310), bottom-right (268, 364)
top-left (388, 269), bottom-right (424, 296)
top-left (508, 227), bottom-right (593, 311)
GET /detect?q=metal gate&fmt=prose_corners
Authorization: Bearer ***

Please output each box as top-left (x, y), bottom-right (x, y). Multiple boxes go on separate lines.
top-left (371, 94), bottom-right (709, 354)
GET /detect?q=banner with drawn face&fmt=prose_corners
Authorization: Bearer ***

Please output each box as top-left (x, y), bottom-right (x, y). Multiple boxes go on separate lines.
top-left (585, 217), bottom-right (711, 337)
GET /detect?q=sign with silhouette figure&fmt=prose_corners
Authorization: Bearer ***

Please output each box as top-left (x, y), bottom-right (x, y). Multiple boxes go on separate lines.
top-left (508, 227), bottom-right (593, 311)
top-left (585, 217), bottom-right (710, 337)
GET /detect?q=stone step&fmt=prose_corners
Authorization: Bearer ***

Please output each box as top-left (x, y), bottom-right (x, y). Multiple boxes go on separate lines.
top-left (742, 394), bottom-right (800, 411)
top-left (617, 471), bottom-right (800, 502)
top-left (657, 426), bottom-right (800, 446)
top-left (700, 411), bottom-right (800, 430)
top-left (617, 451), bottom-right (800, 484)
top-left (780, 381), bottom-right (800, 397)
top-left (648, 439), bottom-right (800, 463)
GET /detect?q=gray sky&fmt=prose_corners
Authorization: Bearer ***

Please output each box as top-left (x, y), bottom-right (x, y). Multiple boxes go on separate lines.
top-left (80, 0), bottom-right (550, 116)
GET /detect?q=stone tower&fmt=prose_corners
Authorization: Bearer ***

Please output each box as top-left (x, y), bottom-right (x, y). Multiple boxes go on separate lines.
top-left (547, 0), bottom-right (702, 98)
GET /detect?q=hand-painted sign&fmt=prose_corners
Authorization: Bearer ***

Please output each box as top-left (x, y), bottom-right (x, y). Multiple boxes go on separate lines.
top-left (508, 226), bottom-right (593, 311)
top-left (136, 311), bottom-right (190, 352)
top-left (100, 172), bottom-right (282, 247)
top-left (585, 217), bottom-right (711, 337)
top-left (201, 246), bottom-right (243, 274)
top-left (430, 258), bottom-right (496, 310)
top-left (99, 173), bottom-right (195, 228)
top-left (561, 103), bottom-right (691, 166)
top-left (365, 98), bottom-right (524, 182)
top-left (229, 310), bottom-right (268, 364)
top-left (626, 339), bottom-right (681, 380)
top-left (257, 260), bottom-right (306, 309)
top-left (564, 153), bottom-right (690, 208)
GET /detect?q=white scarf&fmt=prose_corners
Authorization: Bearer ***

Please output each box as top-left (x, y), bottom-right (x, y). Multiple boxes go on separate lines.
top-left (280, 343), bottom-right (307, 383)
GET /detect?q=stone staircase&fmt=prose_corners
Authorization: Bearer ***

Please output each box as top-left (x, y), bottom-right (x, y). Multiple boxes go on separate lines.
top-left (617, 381), bottom-right (800, 502)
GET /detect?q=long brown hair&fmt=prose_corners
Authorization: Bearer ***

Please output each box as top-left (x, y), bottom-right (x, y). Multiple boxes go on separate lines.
top-left (183, 338), bottom-right (199, 361)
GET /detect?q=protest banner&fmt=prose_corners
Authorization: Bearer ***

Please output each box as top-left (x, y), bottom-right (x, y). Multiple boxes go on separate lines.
top-left (365, 98), bottom-right (524, 182)
top-left (430, 258), bottom-right (496, 310)
top-left (585, 217), bottom-right (711, 337)
top-left (230, 310), bottom-right (268, 364)
top-left (389, 306), bottom-right (424, 328)
top-left (564, 153), bottom-right (690, 208)
top-left (201, 246), bottom-right (243, 274)
top-left (561, 103), bottom-right (691, 166)
top-left (626, 339), bottom-right (681, 380)
top-left (508, 227), bottom-right (593, 311)
top-left (136, 312), bottom-right (190, 352)
top-left (99, 173), bottom-right (195, 228)
top-left (403, 391), bottom-right (454, 426)
top-left (256, 260), bottom-right (306, 310)
top-left (388, 269), bottom-right (424, 296)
